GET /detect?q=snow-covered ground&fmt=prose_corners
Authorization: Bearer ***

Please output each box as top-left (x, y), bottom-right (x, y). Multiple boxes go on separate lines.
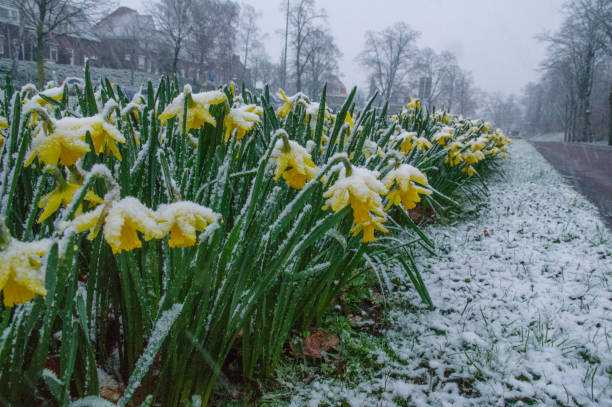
top-left (284, 139), bottom-right (612, 406)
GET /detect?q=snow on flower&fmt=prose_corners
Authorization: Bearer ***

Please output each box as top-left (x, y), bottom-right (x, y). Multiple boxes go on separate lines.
top-left (25, 117), bottom-right (91, 167)
top-left (383, 164), bottom-right (433, 210)
top-left (223, 104), bottom-right (263, 142)
top-left (0, 238), bottom-right (51, 307)
top-left (271, 136), bottom-right (319, 190)
top-left (158, 85), bottom-right (226, 131)
top-left (38, 181), bottom-right (103, 223)
top-left (156, 201), bottom-right (220, 248)
top-left (73, 197), bottom-right (164, 254)
top-left (323, 164), bottom-right (388, 242)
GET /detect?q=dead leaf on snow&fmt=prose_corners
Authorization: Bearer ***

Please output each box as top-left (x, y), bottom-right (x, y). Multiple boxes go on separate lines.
top-left (302, 330), bottom-right (339, 358)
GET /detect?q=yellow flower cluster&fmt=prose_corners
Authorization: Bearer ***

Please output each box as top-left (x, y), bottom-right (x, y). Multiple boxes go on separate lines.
top-left (73, 198), bottom-right (220, 254)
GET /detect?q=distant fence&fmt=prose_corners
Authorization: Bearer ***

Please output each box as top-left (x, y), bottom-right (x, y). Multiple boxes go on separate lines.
top-left (0, 58), bottom-right (164, 91)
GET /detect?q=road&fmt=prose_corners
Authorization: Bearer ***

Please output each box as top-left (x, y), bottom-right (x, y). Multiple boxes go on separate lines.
top-left (530, 141), bottom-right (612, 229)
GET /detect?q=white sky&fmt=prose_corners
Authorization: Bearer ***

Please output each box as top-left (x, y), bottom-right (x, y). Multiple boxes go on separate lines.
top-left (119, 0), bottom-right (565, 95)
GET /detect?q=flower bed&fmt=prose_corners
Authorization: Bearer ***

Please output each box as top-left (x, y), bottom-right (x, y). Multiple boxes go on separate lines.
top-left (0, 62), bottom-right (509, 406)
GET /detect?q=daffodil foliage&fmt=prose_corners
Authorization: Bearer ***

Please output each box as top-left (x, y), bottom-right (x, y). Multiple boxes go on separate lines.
top-left (0, 62), bottom-right (509, 405)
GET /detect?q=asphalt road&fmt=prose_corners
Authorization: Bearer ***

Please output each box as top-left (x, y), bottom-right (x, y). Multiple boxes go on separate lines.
top-left (531, 141), bottom-right (612, 230)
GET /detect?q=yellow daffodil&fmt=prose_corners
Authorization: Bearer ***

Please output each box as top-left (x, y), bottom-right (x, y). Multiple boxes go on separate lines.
top-left (404, 96), bottom-right (420, 111)
top-left (345, 111), bottom-right (354, 132)
top-left (382, 164), bottom-right (433, 211)
top-left (415, 136), bottom-right (432, 151)
top-left (0, 238), bottom-right (51, 307)
top-left (73, 197), bottom-right (164, 254)
top-left (38, 181), bottom-right (103, 223)
top-left (223, 104), bottom-right (263, 142)
top-left (398, 131), bottom-right (417, 154)
top-left (31, 86), bottom-right (64, 107)
top-left (88, 118), bottom-right (126, 161)
top-left (463, 165), bottom-right (476, 176)
top-left (349, 216), bottom-right (388, 243)
top-left (158, 86), bottom-right (227, 131)
top-left (468, 137), bottom-right (487, 151)
top-left (25, 117), bottom-right (91, 167)
top-left (271, 137), bottom-right (319, 190)
top-left (323, 164), bottom-right (387, 227)
top-left (156, 202), bottom-right (220, 248)
top-left (276, 88), bottom-right (293, 118)
top-left (0, 115), bottom-right (7, 149)
top-left (432, 127), bottom-right (454, 146)
top-left (463, 150), bottom-right (485, 165)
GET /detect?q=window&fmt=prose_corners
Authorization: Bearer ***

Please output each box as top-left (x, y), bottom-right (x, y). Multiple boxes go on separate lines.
top-left (181, 69), bottom-right (185, 77)
top-left (68, 48), bottom-right (75, 65)
top-left (0, 35), bottom-right (4, 56)
top-left (125, 54), bottom-right (131, 62)
top-left (49, 46), bottom-right (58, 62)
top-left (0, 8), bottom-right (9, 19)
top-left (138, 55), bottom-right (145, 69)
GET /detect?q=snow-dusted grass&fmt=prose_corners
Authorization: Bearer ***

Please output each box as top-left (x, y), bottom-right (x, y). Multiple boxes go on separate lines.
top-left (282, 139), bottom-right (612, 406)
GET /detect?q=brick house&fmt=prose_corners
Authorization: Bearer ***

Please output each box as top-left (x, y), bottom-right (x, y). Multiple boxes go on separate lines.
top-left (0, 0), bottom-right (100, 67)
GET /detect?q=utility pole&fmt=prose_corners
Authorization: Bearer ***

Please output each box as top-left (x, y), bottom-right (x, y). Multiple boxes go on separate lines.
top-left (281, 0), bottom-right (289, 89)
top-left (608, 84), bottom-right (612, 146)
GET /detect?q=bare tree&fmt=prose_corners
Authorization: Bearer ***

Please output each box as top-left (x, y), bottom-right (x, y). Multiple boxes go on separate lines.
top-left (358, 22), bottom-right (420, 102)
top-left (539, 0), bottom-right (609, 141)
top-left (151, 0), bottom-right (194, 76)
top-left (285, 0), bottom-right (326, 92)
top-left (302, 27), bottom-right (341, 97)
top-left (237, 4), bottom-right (263, 87)
top-left (411, 48), bottom-right (459, 107)
top-left (12, 0), bottom-right (114, 86)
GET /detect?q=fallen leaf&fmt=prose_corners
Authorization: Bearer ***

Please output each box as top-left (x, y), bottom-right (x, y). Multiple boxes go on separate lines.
top-left (483, 229), bottom-right (490, 237)
top-left (302, 330), bottom-right (339, 358)
top-left (98, 368), bottom-right (124, 403)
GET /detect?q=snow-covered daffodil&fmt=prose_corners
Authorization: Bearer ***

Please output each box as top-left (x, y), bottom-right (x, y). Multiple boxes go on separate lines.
top-left (0, 238), bottom-right (51, 307)
top-left (271, 135), bottom-right (319, 190)
top-left (415, 136), bottom-right (432, 151)
top-left (382, 164), bottom-right (433, 211)
top-left (73, 197), bottom-right (165, 254)
top-left (158, 86), bottom-right (226, 131)
top-left (323, 163), bottom-right (388, 241)
top-left (25, 117), bottom-right (91, 167)
top-left (223, 104), bottom-right (263, 142)
top-left (156, 202), bottom-right (220, 248)
top-left (88, 117), bottom-right (126, 161)
top-left (349, 216), bottom-right (388, 243)
top-left (398, 131), bottom-right (417, 154)
top-left (38, 181), bottom-right (103, 223)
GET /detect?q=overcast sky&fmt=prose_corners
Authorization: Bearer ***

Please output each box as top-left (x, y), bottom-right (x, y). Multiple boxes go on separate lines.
top-left (119, 0), bottom-right (565, 96)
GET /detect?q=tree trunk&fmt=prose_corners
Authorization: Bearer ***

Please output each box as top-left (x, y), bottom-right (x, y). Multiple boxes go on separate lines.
top-left (608, 83), bottom-right (612, 146)
top-left (36, 29), bottom-right (45, 87)
top-left (172, 44), bottom-right (180, 76)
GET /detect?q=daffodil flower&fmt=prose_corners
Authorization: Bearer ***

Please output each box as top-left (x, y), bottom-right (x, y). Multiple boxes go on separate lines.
top-left (432, 127), bottom-right (454, 146)
top-left (0, 115), bottom-right (7, 149)
top-left (73, 197), bottom-right (164, 254)
top-left (350, 216), bottom-right (388, 243)
top-left (415, 136), bottom-right (432, 151)
top-left (398, 131), bottom-right (417, 154)
top-left (223, 104), bottom-right (263, 142)
top-left (156, 201), bottom-right (220, 248)
top-left (25, 116), bottom-right (91, 167)
top-left (276, 88), bottom-right (293, 118)
top-left (323, 163), bottom-right (388, 234)
top-left (271, 134), bottom-right (319, 190)
top-left (158, 85), bottom-right (227, 131)
top-left (0, 238), bottom-right (51, 307)
top-left (382, 164), bottom-right (433, 211)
